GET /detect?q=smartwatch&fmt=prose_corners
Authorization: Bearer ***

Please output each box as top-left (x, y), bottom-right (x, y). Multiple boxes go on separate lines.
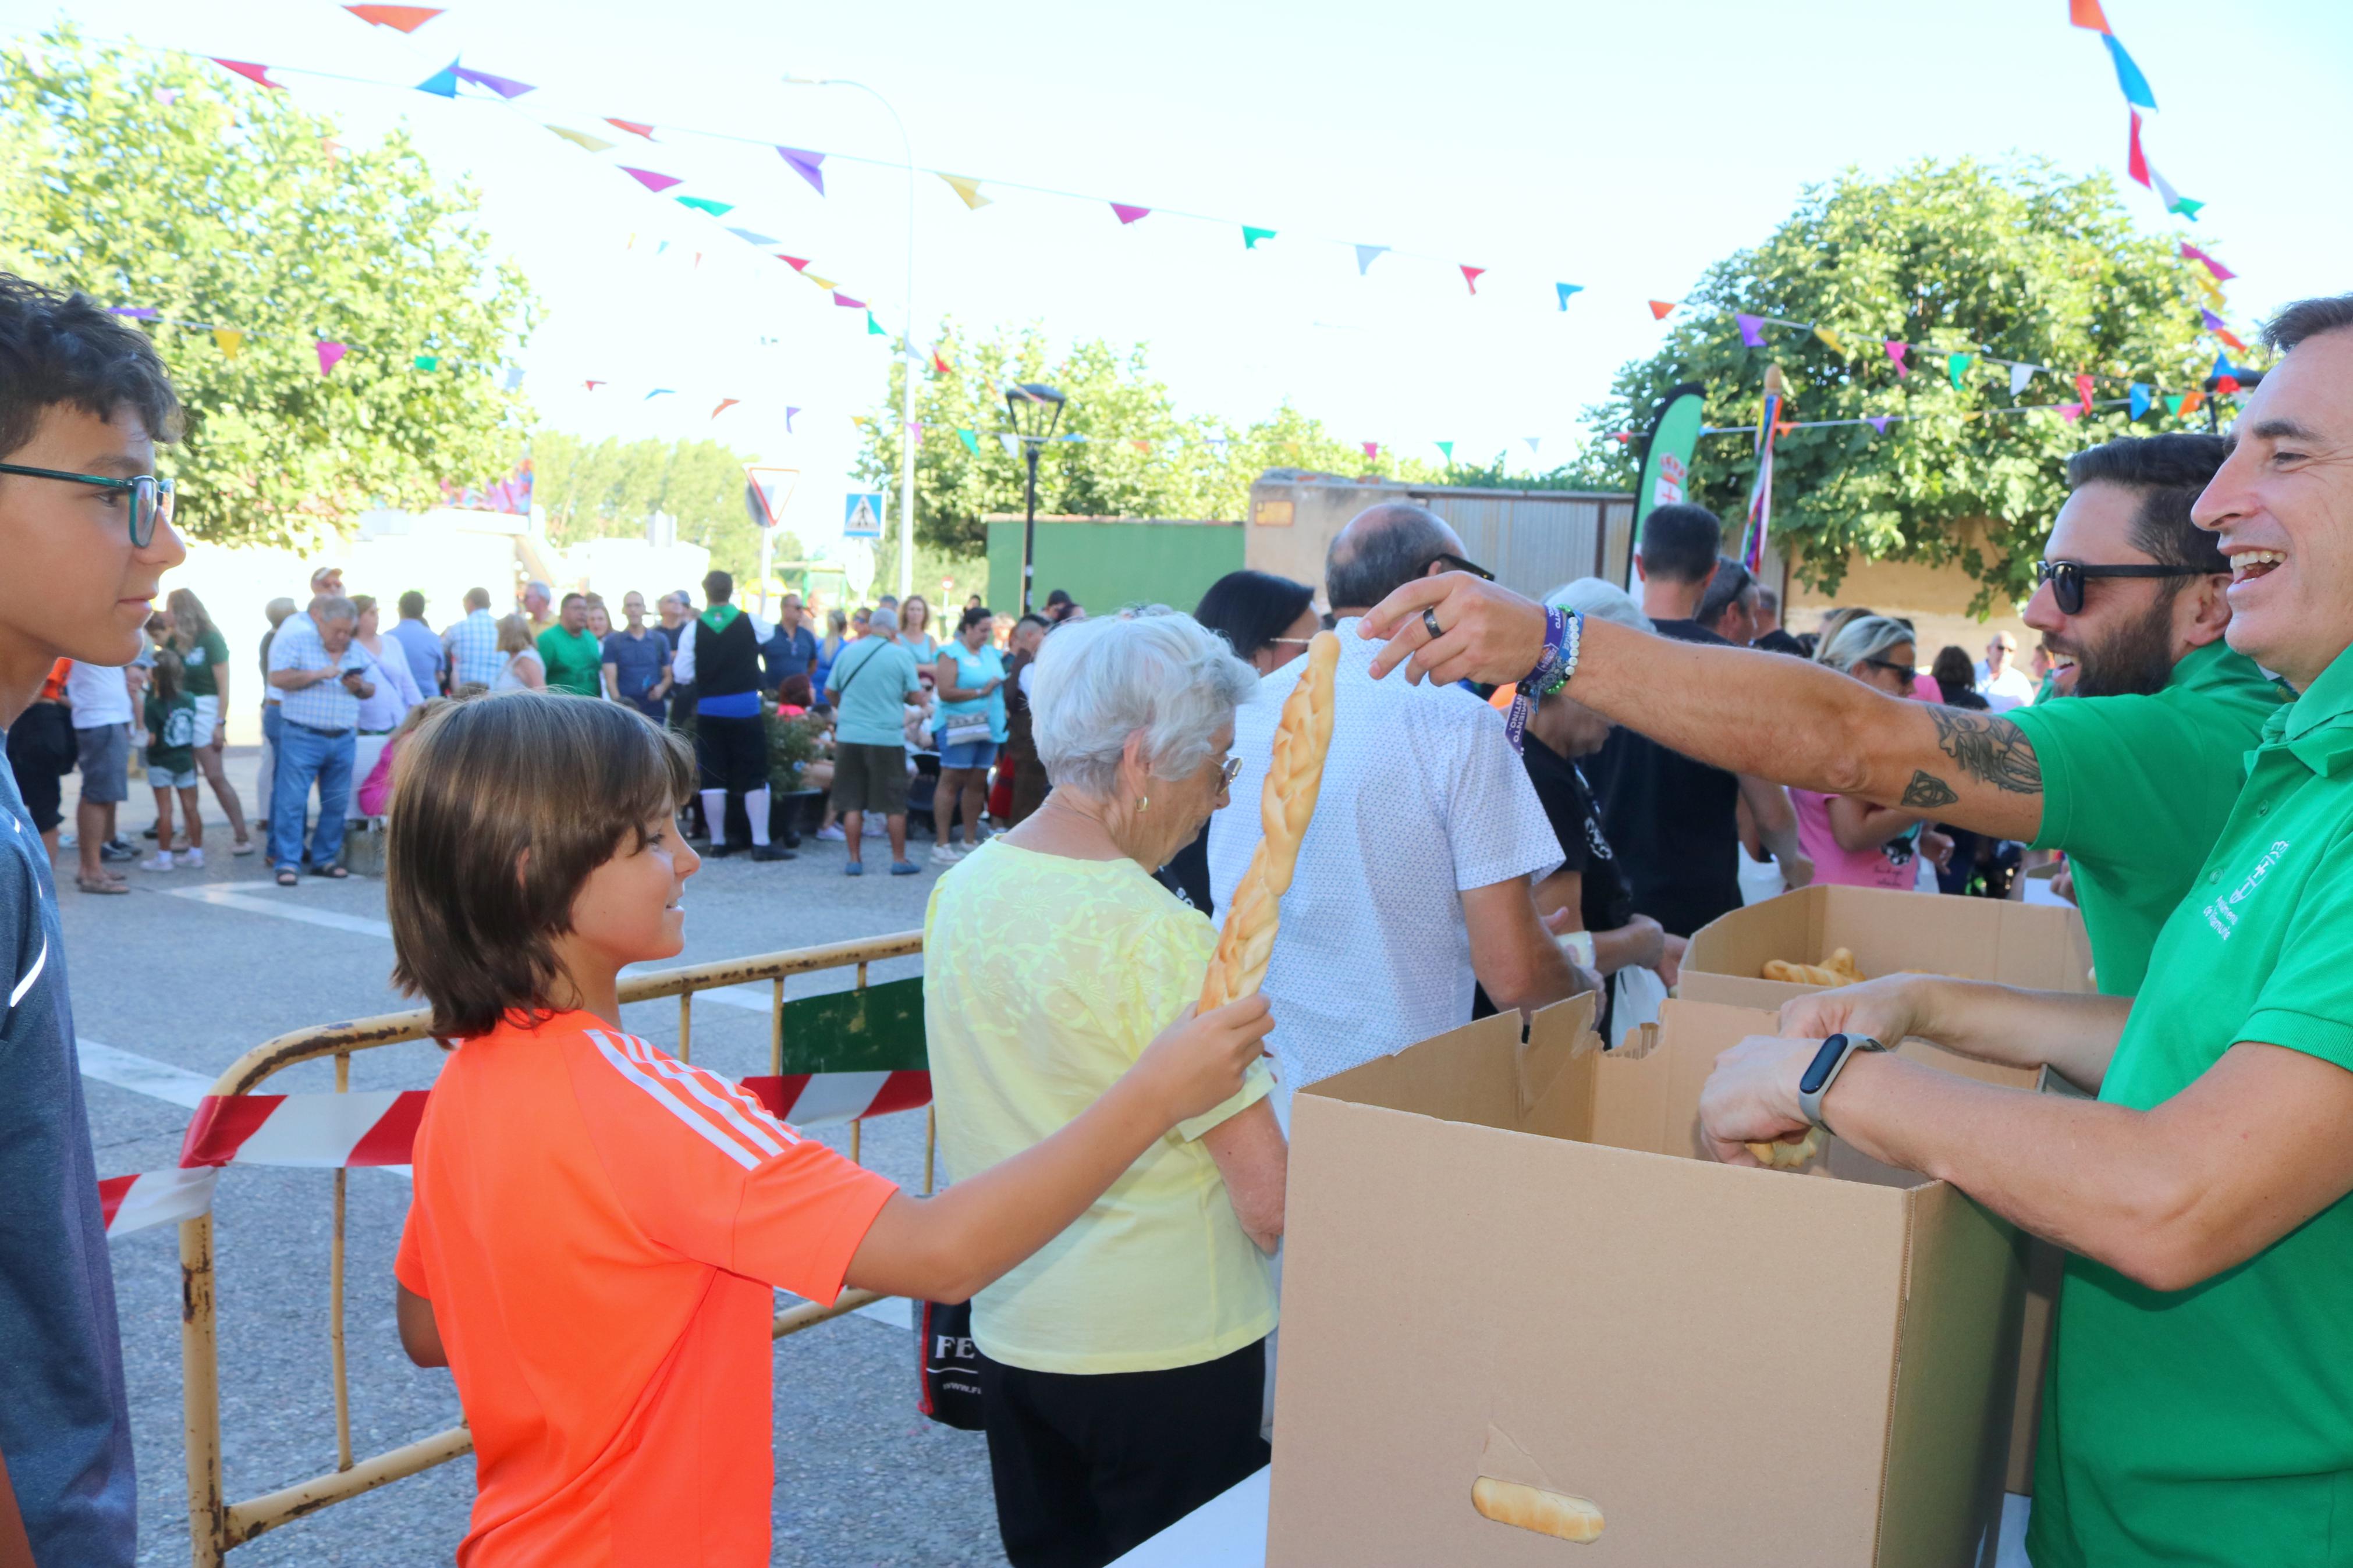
top-left (1795, 1033), bottom-right (1886, 1132)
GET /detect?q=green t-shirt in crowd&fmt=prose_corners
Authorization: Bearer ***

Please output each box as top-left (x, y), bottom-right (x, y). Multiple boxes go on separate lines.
top-left (179, 627), bottom-right (230, 698)
top-left (536, 624), bottom-right (604, 698)
top-left (2006, 641), bottom-right (2285, 994)
top-left (143, 691), bottom-right (200, 773)
top-left (2029, 642), bottom-right (2353, 1567)
top-left (824, 637), bottom-right (922, 748)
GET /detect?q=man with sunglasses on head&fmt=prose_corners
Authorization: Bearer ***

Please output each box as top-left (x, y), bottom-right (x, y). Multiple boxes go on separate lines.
top-left (0, 275), bottom-right (188, 1565)
top-left (1359, 434), bottom-right (2277, 1000)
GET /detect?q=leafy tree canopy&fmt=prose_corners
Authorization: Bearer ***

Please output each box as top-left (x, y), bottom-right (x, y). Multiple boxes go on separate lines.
top-left (528, 431), bottom-right (792, 584)
top-left (0, 30), bottom-right (535, 548)
top-left (1573, 158), bottom-right (2220, 609)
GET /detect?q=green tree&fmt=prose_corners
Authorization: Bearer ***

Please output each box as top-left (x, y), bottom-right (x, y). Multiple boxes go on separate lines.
top-left (529, 431), bottom-right (789, 583)
top-left (0, 30), bottom-right (535, 547)
top-left (1577, 159), bottom-right (2221, 609)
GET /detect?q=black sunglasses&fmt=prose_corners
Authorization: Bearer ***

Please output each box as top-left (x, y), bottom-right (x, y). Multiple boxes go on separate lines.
top-left (1420, 552), bottom-right (1495, 582)
top-left (2035, 559), bottom-right (2210, 616)
top-left (0, 463), bottom-right (175, 546)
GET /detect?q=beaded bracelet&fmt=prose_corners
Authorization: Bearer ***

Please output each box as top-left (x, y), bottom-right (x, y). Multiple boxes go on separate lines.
top-left (1503, 607), bottom-right (1580, 753)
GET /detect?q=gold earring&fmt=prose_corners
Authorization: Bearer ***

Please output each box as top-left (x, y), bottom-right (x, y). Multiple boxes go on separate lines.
top-left (1135, 796), bottom-right (1149, 813)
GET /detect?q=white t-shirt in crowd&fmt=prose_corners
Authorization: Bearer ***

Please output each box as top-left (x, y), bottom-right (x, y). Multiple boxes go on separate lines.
top-left (65, 662), bottom-right (134, 729)
top-left (1206, 619), bottom-right (1563, 1098)
top-left (1975, 659), bottom-right (2036, 712)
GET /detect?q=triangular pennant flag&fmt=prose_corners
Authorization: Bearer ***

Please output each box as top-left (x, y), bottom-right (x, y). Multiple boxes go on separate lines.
top-left (645, 388), bottom-right (675, 400)
top-left (2060, 404), bottom-right (2085, 424)
top-left (1243, 225), bottom-right (1276, 248)
top-left (413, 354), bottom-right (438, 371)
top-left (2180, 243), bottom-right (2235, 282)
top-left (1361, 441), bottom-right (1379, 460)
top-left (1736, 314), bottom-right (1766, 347)
top-left (2129, 383), bottom-right (2151, 419)
top-left (211, 59), bottom-right (283, 90)
top-left (546, 125), bottom-right (614, 152)
top-left (779, 255), bottom-right (811, 272)
top-left (2070, 0), bottom-right (2111, 31)
top-left (1130, 439), bottom-right (1154, 454)
top-left (108, 305), bottom-right (158, 319)
top-left (1556, 283), bottom-right (1583, 310)
top-left (2148, 161), bottom-right (2200, 219)
top-left (502, 364), bottom-right (525, 391)
top-left (999, 433), bottom-right (1020, 456)
top-left (833, 292), bottom-right (864, 310)
top-left (1648, 300), bottom-right (1678, 321)
top-left (806, 274), bottom-right (838, 291)
top-left (1354, 245), bottom-right (1389, 275)
top-left (776, 148), bottom-right (826, 195)
top-left (2127, 111), bottom-right (2150, 187)
top-left (711, 398), bottom-right (740, 419)
top-left (1866, 415), bottom-right (1891, 433)
top-left (346, 5), bottom-right (443, 29)
top-left (2164, 393), bottom-right (2184, 416)
top-left (2212, 351), bottom-right (2240, 393)
top-left (416, 63), bottom-right (460, 97)
top-left (1947, 351), bottom-right (1974, 390)
top-left (2180, 388), bottom-right (2205, 417)
top-left (316, 341), bottom-right (346, 375)
top-left (939, 174), bottom-right (992, 210)
top-left (2010, 362), bottom-right (2036, 396)
top-left (785, 407), bottom-right (799, 432)
top-left (1960, 411), bottom-right (1983, 424)
top-left (2074, 372), bottom-right (2097, 410)
top-left (1813, 325), bottom-right (1847, 355)
top-left (957, 429), bottom-right (980, 454)
top-left (2216, 326), bottom-right (2248, 353)
top-left (676, 196), bottom-right (733, 216)
top-left (867, 312), bottom-right (886, 336)
top-left (1524, 436), bottom-right (1542, 457)
top-left (212, 328), bottom-right (243, 360)
top-left (850, 414), bottom-right (872, 426)
top-left (606, 118), bottom-right (657, 140)
top-left (933, 350), bottom-right (952, 375)
top-left (1436, 440), bottom-right (1454, 461)
top-left (1884, 340), bottom-right (1910, 376)
top-left (584, 379), bottom-right (605, 390)
top-left (2102, 34), bottom-right (2157, 111)
top-left (2187, 268), bottom-right (2224, 307)
top-left (1460, 265), bottom-right (1486, 296)
top-left (2201, 306), bottom-right (2228, 332)
top-left (621, 167), bottom-right (682, 193)
top-left (452, 63), bottom-right (535, 98)
top-left (726, 227), bottom-right (777, 246)
top-left (1110, 203), bottom-right (1151, 225)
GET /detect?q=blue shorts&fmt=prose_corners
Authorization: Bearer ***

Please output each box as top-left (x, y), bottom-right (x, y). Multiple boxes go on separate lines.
top-left (938, 737), bottom-right (1000, 770)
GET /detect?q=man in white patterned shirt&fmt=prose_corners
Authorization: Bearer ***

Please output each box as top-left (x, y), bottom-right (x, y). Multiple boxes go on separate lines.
top-left (265, 596), bottom-right (372, 884)
top-left (1208, 503), bottom-right (1593, 1110)
top-left (441, 586), bottom-right (502, 689)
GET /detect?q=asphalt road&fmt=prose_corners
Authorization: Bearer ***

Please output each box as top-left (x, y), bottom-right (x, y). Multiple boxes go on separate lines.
top-left (61, 749), bottom-right (1012, 1568)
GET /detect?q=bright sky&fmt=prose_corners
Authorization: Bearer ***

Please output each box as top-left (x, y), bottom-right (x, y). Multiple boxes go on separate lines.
top-left (8, 0), bottom-right (2349, 549)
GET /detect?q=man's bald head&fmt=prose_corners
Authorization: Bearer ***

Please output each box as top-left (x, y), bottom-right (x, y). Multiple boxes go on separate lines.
top-left (1327, 502), bottom-right (1463, 613)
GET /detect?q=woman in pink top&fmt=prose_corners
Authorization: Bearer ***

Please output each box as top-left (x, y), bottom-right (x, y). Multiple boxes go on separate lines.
top-left (1790, 617), bottom-right (1952, 890)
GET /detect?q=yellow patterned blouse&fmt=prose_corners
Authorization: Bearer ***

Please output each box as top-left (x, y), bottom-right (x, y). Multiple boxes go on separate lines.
top-left (923, 839), bottom-right (1277, 1374)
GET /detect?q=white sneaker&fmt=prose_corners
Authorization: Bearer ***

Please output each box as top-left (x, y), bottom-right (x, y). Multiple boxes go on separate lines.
top-left (815, 824), bottom-right (846, 842)
top-left (929, 842), bottom-right (963, 865)
top-left (141, 852), bottom-right (176, 872)
top-left (182, 846), bottom-right (205, 868)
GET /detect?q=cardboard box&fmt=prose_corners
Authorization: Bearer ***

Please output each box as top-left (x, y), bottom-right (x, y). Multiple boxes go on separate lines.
top-left (1268, 997), bottom-right (2025, 1567)
top-left (1677, 884), bottom-right (2095, 1013)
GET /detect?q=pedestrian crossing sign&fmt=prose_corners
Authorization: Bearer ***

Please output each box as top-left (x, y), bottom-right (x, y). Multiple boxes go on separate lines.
top-left (843, 492), bottom-right (884, 539)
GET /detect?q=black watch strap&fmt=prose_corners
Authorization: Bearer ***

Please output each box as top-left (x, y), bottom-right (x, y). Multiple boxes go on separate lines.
top-left (1796, 1033), bottom-right (1886, 1132)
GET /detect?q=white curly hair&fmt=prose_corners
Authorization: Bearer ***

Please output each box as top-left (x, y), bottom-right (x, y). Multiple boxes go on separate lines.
top-left (1030, 607), bottom-right (1257, 796)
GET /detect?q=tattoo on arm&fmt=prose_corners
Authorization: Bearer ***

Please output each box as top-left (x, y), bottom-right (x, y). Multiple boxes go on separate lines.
top-left (1928, 708), bottom-right (2043, 795)
top-left (1900, 769), bottom-right (1960, 809)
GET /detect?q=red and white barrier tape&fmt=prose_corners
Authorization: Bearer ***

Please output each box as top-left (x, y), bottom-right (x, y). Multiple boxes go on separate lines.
top-left (101, 1069), bottom-right (929, 1240)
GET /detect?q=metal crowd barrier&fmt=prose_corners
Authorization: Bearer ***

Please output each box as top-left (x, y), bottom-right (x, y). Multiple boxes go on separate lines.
top-left (179, 931), bottom-right (931, 1567)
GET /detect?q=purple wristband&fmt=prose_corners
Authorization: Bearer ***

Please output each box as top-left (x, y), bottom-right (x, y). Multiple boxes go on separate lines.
top-left (1503, 607), bottom-right (1570, 755)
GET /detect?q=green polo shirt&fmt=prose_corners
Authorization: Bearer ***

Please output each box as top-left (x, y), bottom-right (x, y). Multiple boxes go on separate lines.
top-left (536, 624), bottom-right (604, 698)
top-left (2029, 643), bottom-right (2353, 1568)
top-left (2006, 641), bottom-right (2284, 994)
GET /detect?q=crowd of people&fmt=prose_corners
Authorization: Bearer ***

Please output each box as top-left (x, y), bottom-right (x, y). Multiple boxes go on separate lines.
top-left (13, 265), bottom-right (2353, 1568)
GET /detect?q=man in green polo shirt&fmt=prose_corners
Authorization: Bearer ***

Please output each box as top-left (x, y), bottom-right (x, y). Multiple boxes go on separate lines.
top-left (1696, 293), bottom-right (2353, 1566)
top-left (536, 592), bottom-right (602, 698)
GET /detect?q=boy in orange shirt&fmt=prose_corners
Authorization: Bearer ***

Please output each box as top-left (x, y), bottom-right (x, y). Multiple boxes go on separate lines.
top-left (386, 692), bottom-right (1273, 1567)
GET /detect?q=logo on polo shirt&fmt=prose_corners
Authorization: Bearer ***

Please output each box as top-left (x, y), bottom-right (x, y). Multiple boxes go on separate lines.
top-left (2202, 838), bottom-right (2292, 940)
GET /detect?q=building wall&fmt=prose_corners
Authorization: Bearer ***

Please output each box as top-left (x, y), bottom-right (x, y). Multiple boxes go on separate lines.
top-left (1780, 534), bottom-right (2033, 673)
top-left (985, 520), bottom-right (1246, 617)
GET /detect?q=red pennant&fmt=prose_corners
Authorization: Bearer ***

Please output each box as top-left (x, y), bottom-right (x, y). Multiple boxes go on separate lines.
top-left (2070, 0), bottom-right (2111, 31)
top-left (584, 379), bottom-right (605, 391)
top-left (2074, 372), bottom-right (2096, 408)
top-left (2216, 373), bottom-right (2241, 395)
top-left (1110, 203), bottom-right (1151, 225)
top-left (343, 4), bottom-right (443, 30)
top-left (932, 351), bottom-right (951, 375)
top-left (1648, 300), bottom-right (1678, 321)
top-left (1460, 265), bottom-right (1486, 296)
top-left (2126, 112), bottom-right (2150, 188)
top-left (711, 398), bottom-right (740, 419)
top-left (210, 59), bottom-right (283, 90)
top-left (605, 118), bottom-right (657, 140)
top-left (2216, 327), bottom-right (2248, 353)
top-left (778, 255), bottom-right (811, 272)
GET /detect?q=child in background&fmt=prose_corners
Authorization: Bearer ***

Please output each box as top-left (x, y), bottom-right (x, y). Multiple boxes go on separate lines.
top-left (385, 692), bottom-right (1272, 1567)
top-left (141, 646), bottom-right (204, 870)
top-left (353, 696), bottom-right (448, 819)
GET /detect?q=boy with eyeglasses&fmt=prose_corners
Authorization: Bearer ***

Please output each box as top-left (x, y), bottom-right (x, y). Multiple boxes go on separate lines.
top-left (0, 273), bottom-right (187, 1565)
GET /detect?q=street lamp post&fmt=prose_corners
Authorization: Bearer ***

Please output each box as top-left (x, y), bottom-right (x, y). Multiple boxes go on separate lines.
top-left (782, 74), bottom-right (920, 600)
top-left (1003, 382), bottom-right (1067, 615)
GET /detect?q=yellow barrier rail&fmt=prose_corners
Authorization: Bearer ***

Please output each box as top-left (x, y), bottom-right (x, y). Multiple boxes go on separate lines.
top-left (180, 931), bottom-right (929, 1567)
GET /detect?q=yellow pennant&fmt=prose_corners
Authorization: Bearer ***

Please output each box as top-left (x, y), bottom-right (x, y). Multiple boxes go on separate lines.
top-left (1812, 325), bottom-right (1847, 356)
top-left (806, 273), bottom-right (838, 291)
top-left (939, 173), bottom-right (992, 210)
top-left (546, 125), bottom-right (615, 153)
top-left (212, 328), bottom-right (244, 360)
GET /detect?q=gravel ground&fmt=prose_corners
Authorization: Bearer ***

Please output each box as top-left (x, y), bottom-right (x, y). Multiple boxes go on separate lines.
top-left (61, 749), bottom-right (1012, 1568)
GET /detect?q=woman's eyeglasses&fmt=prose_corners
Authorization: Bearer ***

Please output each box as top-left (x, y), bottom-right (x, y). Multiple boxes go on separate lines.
top-left (1860, 655), bottom-right (1916, 681)
top-left (2036, 558), bottom-right (2208, 616)
top-left (0, 463), bottom-right (175, 546)
top-left (1216, 755), bottom-right (1244, 787)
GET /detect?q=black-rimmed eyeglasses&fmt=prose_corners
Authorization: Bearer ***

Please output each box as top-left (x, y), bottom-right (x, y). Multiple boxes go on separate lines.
top-left (2036, 558), bottom-right (2208, 616)
top-left (0, 463), bottom-right (175, 547)
top-left (1420, 552), bottom-right (1495, 582)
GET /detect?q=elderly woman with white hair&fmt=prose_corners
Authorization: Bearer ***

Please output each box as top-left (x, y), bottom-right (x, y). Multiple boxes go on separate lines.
top-left (1793, 615), bottom-right (1953, 888)
top-left (924, 607), bottom-right (1285, 1568)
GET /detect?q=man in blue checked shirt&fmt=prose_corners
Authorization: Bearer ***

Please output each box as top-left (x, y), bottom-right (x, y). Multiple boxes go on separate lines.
top-left (441, 585), bottom-right (503, 690)
top-left (265, 595), bottom-right (374, 885)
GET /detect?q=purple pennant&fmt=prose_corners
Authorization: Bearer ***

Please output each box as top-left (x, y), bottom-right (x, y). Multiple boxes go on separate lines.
top-left (777, 147), bottom-right (825, 195)
top-left (1866, 415), bottom-right (1891, 433)
top-left (1735, 314), bottom-right (1766, 348)
top-left (785, 406), bottom-right (800, 433)
top-left (109, 305), bottom-right (160, 320)
top-left (2201, 307), bottom-right (2228, 331)
top-left (451, 63), bottom-right (536, 98)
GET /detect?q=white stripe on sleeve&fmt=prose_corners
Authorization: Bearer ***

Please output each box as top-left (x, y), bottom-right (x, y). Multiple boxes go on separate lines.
top-left (587, 1030), bottom-right (760, 1169)
top-left (619, 1033), bottom-right (798, 1155)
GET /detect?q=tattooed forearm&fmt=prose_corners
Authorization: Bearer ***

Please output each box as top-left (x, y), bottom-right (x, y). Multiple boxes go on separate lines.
top-left (1928, 708), bottom-right (2042, 795)
top-left (1900, 769), bottom-right (1960, 809)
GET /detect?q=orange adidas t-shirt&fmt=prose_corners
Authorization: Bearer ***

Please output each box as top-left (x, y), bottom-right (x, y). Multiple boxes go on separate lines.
top-left (393, 1011), bottom-right (898, 1566)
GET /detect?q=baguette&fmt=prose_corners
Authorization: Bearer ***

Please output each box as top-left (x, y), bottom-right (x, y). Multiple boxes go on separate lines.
top-left (1198, 632), bottom-right (1340, 1012)
top-left (1746, 1128), bottom-right (1823, 1169)
top-left (1471, 1476), bottom-right (1606, 1543)
top-left (1762, 947), bottom-right (1866, 987)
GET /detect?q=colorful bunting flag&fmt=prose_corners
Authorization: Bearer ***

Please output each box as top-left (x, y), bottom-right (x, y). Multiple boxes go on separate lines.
top-left (933, 351), bottom-right (952, 375)
top-left (453, 63), bottom-right (534, 98)
top-left (2151, 166), bottom-right (2202, 221)
top-left (1130, 439), bottom-right (1153, 454)
top-left (1361, 442), bottom-right (1379, 460)
top-left (2179, 388), bottom-right (2205, 417)
top-left (1110, 203), bottom-right (1151, 225)
top-left (2212, 352), bottom-right (2239, 394)
top-left (833, 292), bottom-right (864, 310)
top-left (416, 63), bottom-right (460, 97)
top-left (806, 274), bottom-right (838, 291)
top-left (1884, 340), bottom-right (1909, 376)
top-left (1243, 225), bottom-right (1276, 249)
top-left (2164, 393), bottom-right (2183, 417)
top-left (502, 365), bottom-right (525, 391)
top-left (2059, 405), bottom-right (2082, 424)
top-left (1436, 440), bottom-right (1454, 461)
top-left (621, 167), bottom-right (682, 193)
top-left (2128, 383), bottom-right (2151, 419)
top-left (1556, 283), bottom-right (1583, 310)
top-left (999, 433), bottom-right (1020, 456)
top-left (785, 407), bottom-right (800, 432)
top-left (777, 148), bottom-right (826, 195)
top-left (939, 174), bottom-right (991, 209)
top-left (108, 305), bottom-right (158, 320)
top-left (1524, 437), bottom-right (1542, 457)
top-left (1736, 314), bottom-right (1765, 347)
top-left (1948, 352), bottom-right (1974, 390)
top-left (316, 341), bottom-right (346, 375)
top-left (2070, 0), bottom-right (2111, 31)
top-left (676, 196), bottom-right (733, 216)
top-left (645, 388), bottom-right (675, 400)
top-left (779, 255), bottom-right (811, 272)
top-left (212, 328), bottom-right (243, 360)
top-left (2186, 266), bottom-right (2224, 307)
top-left (726, 227), bottom-right (776, 245)
top-left (712, 398), bottom-right (739, 419)
top-left (413, 354), bottom-right (437, 371)
top-left (1460, 265), bottom-right (1486, 296)
top-left (1866, 416), bottom-right (1891, 433)
top-left (957, 429), bottom-right (980, 454)
top-left (607, 118), bottom-right (657, 140)
top-left (1354, 245), bottom-right (1388, 275)
top-left (546, 125), bottom-right (614, 152)
top-left (2102, 34), bottom-right (2157, 111)
top-left (346, 5), bottom-right (443, 30)
top-left (1648, 300), bottom-right (1678, 321)
top-left (210, 59), bottom-right (283, 90)
top-left (2010, 362), bottom-right (2036, 396)
top-left (867, 312), bottom-right (886, 336)
top-left (1813, 325), bottom-right (1846, 355)
top-left (2074, 372), bottom-right (2096, 410)
top-left (584, 379), bottom-right (605, 390)
top-left (2126, 111), bottom-right (2150, 187)
top-left (2180, 243), bottom-right (2235, 282)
